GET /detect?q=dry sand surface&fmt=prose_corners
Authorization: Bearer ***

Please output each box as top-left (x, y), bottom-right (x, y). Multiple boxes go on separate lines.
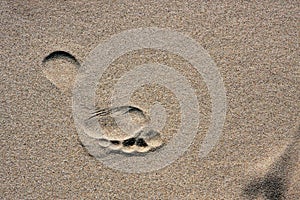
top-left (1, 1), bottom-right (299, 199)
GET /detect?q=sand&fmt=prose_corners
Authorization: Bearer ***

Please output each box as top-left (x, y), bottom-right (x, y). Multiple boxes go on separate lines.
top-left (1, 1), bottom-right (299, 199)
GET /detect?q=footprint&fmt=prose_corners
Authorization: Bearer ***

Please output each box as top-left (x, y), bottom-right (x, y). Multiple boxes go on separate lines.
top-left (89, 105), bottom-right (164, 154)
top-left (42, 51), bottom-right (164, 156)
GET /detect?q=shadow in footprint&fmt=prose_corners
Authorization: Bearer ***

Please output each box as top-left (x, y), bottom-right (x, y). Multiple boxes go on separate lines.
top-left (42, 50), bottom-right (80, 67)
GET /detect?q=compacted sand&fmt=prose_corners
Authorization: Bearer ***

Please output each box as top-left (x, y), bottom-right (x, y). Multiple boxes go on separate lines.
top-left (1, 1), bottom-right (299, 199)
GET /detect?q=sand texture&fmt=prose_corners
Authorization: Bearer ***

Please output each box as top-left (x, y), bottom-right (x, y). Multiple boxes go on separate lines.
top-left (1, 1), bottom-right (299, 199)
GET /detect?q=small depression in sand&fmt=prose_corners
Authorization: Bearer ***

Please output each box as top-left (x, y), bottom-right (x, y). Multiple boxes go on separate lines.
top-left (42, 51), bottom-right (80, 92)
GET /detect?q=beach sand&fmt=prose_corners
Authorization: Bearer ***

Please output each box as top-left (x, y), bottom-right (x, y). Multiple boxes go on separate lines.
top-left (1, 1), bottom-right (299, 199)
